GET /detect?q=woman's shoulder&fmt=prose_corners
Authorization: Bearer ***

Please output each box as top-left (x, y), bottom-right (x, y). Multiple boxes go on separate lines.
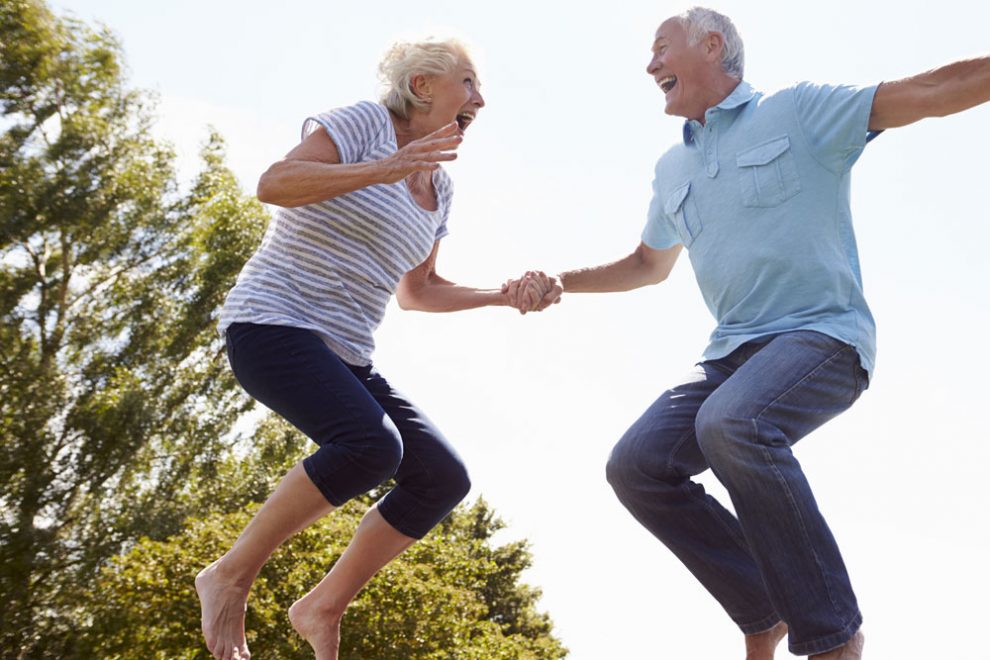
top-left (316, 101), bottom-right (390, 130)
top-left (305, 101), bottom-right (391, 157)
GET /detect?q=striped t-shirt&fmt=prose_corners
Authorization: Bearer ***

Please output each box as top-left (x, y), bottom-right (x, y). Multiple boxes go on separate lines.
top-left (218, 101), bottom-right (453, 366)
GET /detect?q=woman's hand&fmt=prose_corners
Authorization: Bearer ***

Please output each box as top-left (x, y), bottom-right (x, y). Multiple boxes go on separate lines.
top-left (377, 122), bottom-right (463, 184)
top-left (501, 271), bottom-right (562, 314)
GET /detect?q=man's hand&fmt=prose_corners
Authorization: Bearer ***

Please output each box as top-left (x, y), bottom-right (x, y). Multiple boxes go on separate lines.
top-left (501, 270), bottom-right (562, 314)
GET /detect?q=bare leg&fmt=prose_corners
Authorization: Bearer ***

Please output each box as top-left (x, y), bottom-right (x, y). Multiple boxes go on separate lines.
top-left (288, 506), bottom-right (417, 660)
top-left (810, 629), bottom-right (865, 659)
top-left (745, 621), bottom-right (788, 660)
top-left (196, 462), bottom-right (334, 660)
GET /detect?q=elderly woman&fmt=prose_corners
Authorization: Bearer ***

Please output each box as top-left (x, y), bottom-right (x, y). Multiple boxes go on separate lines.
top-left (195, 39), bottom-right (549, 660)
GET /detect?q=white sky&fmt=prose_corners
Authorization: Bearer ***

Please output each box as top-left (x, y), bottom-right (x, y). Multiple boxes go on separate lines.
top-left (54, 1), bottom-right (990, 657)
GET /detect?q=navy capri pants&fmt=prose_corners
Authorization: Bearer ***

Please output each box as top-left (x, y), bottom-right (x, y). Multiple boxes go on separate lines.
top-left (225, 322), bottom-right (471, 539)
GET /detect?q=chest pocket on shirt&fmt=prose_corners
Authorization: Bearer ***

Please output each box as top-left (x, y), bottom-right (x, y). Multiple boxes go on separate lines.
top-left (665, 181), bottom-right (703, 247)
top-left (735, 135), bottom-right (801, 208)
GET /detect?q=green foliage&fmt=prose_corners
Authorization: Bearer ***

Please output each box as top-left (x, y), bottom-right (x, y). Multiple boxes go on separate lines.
top-left (1, 1), bottom-right (267, 654)
top-left (84, 498), bottom-right (566, 659)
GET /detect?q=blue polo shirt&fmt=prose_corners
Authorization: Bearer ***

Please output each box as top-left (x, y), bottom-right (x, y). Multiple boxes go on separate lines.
top-left (643, 80), bottom-right (880, 377)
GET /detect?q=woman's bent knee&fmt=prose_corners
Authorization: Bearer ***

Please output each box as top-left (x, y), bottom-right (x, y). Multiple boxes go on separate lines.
top-left (306, 426), bottom-right (404, 503)
top-left (436, 458), bottom-right (472, 510)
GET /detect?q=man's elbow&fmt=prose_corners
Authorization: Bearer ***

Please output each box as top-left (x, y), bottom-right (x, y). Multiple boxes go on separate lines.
top-left (649, 269), bottom-right (670, 286)
top-left (638, 258), bottom-right (673, 287)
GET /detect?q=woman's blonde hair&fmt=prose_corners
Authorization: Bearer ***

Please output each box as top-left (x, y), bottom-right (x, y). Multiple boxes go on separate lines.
top-left (378, 38), bottom-right (471, 118)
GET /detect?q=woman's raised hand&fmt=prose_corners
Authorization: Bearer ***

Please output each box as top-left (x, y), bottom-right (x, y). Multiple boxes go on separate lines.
top-left (378, 122), bottom-right (462, 184)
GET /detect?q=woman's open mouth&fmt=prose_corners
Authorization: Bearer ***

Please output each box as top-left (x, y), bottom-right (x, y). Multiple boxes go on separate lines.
top-left (456, 111), bottom-right (476, 131)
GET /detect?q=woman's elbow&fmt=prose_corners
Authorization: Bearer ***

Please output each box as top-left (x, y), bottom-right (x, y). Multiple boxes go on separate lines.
top-left (256, 164), bottom-right (295, 205)
top-left (395, 287), bottom-right (424, 311)
top-left (256, 170), bottom-right (276, 204)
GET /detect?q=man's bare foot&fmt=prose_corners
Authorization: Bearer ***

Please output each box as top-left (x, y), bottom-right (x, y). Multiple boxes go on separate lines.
top-left (745, 621), bottom-right (788, 660)
top-left (195, 559), bottom-right (252, 659)
top-left (810, 629), bottom-right (865, 659)
top-left (288, 595), bottom-right (343, 660)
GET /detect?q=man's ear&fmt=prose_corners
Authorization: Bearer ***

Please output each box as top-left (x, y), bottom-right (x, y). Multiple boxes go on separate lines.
top-left (704, 31), bottom-right (725, 64)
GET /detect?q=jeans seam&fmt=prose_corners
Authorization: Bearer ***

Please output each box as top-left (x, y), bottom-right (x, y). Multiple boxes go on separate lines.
top-left (745, 338), bottom-right (854, 625)
top-left (755, 422), bottom-right (843, 617)
top-left (753, 344), bottom-right (852, 423)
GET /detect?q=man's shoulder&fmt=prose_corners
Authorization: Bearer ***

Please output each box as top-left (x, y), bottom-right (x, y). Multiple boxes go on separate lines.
top-left (746, 83), bottom-right (803, 110)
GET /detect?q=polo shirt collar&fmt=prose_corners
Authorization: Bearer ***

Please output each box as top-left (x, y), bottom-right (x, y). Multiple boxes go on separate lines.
top-left (715, 80), bottom-right (757, 111)
top-left (682, 80), bottom-right (757, 145)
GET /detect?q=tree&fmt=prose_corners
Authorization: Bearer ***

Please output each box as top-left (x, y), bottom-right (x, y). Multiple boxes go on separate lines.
top-left (1, 1), bottom-right (265, 654)
top-left (2, 2), bottom-right (566, 659)
top-left (83, 493), bottom-right (567, 659)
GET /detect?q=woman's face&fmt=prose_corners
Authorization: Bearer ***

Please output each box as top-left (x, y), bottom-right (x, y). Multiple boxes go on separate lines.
top-left (425, 59), bottom-right (485, 135)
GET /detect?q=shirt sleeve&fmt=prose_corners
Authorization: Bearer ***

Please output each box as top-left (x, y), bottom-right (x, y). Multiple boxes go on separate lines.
top-left (302, 101), bottom-right (388, 164)
top-left (641, 167), bottom-right (683, 249)
top-left (792, 82), bottom-right (879, 173)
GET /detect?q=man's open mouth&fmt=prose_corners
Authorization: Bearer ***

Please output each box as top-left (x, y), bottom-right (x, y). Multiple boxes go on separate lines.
top-left (658, 75), bottom-right (677, 94)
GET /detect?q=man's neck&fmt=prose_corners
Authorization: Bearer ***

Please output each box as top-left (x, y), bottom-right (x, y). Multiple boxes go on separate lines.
top-left (695, 74), bottom-right (743, 124)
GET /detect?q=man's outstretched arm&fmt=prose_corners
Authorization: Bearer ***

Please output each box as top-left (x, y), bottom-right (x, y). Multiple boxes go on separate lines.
top-left (508, 242), bottom-right (682, 312)
top-left (558, 242), bottom-right (682, 293)
top-left (870, 55), bottom-right (990, 130)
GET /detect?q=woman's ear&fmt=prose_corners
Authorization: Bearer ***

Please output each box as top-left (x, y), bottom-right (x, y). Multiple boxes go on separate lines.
top-left (410, 74), bottom-right (433, 102)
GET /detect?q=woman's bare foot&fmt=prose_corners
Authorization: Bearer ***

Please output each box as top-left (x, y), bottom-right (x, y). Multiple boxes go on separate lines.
top-left (745, 621), bottom-right (788, 660)
top-left (288, 595), bottom-right (343, 660)
top-left (195, 559), bottom-right (252, 659)
top-left (810, 629), bottom-right (865, 659)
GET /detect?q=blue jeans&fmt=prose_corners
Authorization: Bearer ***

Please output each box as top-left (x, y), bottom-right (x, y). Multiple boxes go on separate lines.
top-left (606, 331), bottom-right (868, 656)
top-left (225, 322), bottom-right (470, 539)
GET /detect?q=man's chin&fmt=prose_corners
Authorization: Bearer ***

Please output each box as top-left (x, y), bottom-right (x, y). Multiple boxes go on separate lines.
top-left (663, 101), bottom-right (692, 120)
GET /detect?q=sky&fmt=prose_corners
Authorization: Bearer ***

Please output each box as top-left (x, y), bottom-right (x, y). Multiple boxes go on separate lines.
top-left (52, 1), bottom-right (990, 657)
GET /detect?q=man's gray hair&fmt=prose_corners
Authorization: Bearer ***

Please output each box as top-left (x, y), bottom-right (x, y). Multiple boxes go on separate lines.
top-left (678, 7), bottom-right (744, 80)
top-left (378, 39), bottom-right (470, 119)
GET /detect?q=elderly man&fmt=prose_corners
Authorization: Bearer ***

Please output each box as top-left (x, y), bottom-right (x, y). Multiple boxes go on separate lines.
top-left (509, 6), bottom-right (990, 659)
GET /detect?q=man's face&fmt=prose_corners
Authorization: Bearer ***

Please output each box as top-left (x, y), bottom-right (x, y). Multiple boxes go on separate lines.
top-left (646, 18), bottom-right (713, 121)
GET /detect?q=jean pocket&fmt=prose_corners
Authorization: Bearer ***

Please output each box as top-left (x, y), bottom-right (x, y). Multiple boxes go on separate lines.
top-left (736, 135), bottom-right (801, 208)
top-left (664, 181), bottom-right (703, 247)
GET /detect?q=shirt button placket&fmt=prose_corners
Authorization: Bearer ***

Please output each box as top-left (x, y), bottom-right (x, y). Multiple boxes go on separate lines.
top-left (706, 121), bottom-right (718, 178)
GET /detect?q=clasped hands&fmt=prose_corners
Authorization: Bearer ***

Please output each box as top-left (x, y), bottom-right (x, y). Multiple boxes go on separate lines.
top-left (501, 271), bottom-right (562, 315)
